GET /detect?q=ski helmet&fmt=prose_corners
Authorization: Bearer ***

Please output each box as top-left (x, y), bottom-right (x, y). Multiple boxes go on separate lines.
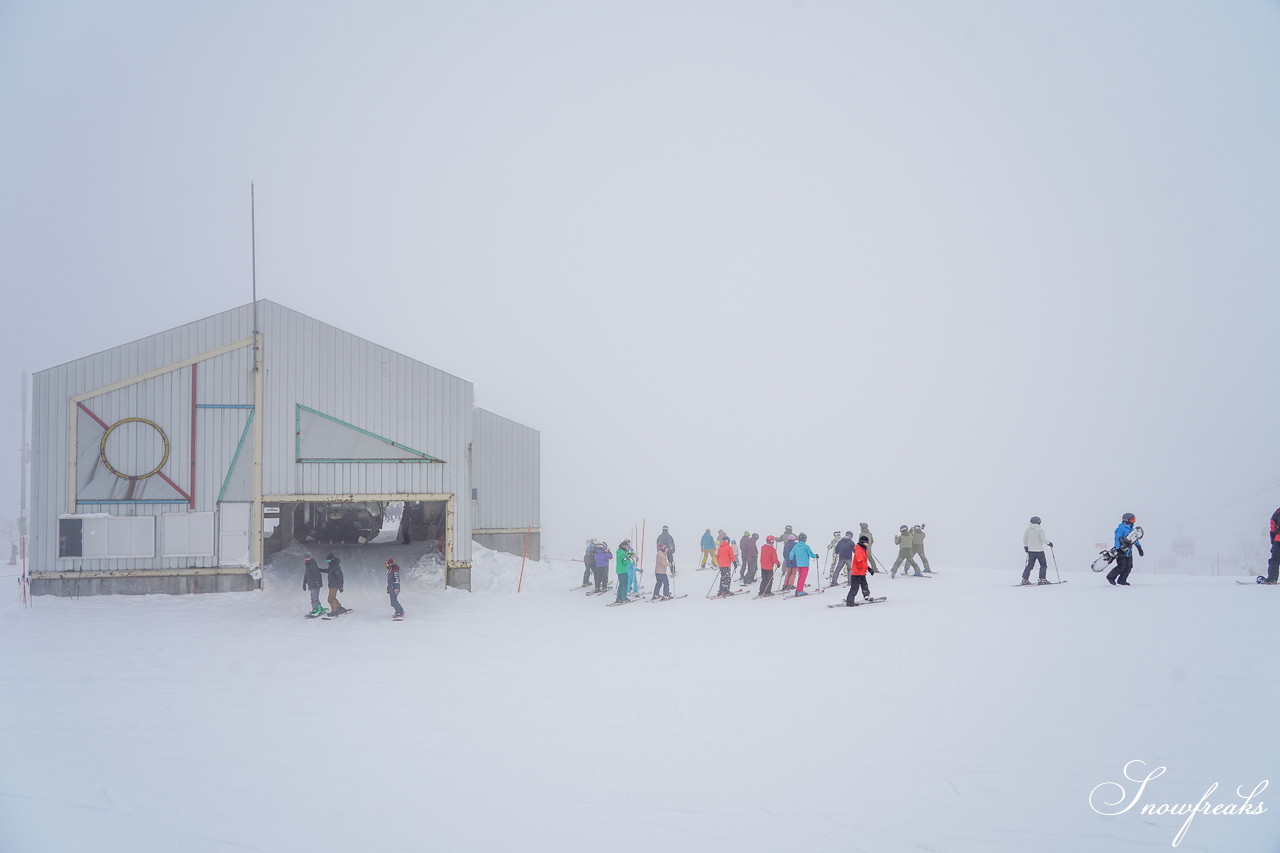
top-left (844, 530), bottom-right (854, 537)
top-left (1030, 516), bottom-right (1041, 524)
top-left (620, 539), bottom-right (630, 548)
top-left (657, 543), bottom-right (667, 551)
top-left (798, 532), bottom-right (808, 541)
top-left (858, 536), bottom-right (869, 544)
top-left (766, 535), bottom-right (776, 543)
top-left (787, 534), bottom-right (797, 541)
top-left (720, 535), bottom-right (729, 541)
top-left (860, 522), bottom-right (869, 528)
top-left (662, 525), bottom-right (669, 531)
top-left (1122, 513), bottom-right (1136, 522)
top-left (899, 525), bottom-right (908, 531)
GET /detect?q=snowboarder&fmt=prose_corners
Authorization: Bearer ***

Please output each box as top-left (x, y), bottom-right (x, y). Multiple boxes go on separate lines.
top-left (322, 552), bottom-right (348, 615)
top-left (653, 543), bottom-right (672, 599)
top-left (657, 526), bottom-right (676, 574)
top-left (1021, 517), bottom-right (1053, 585)
top-left (614, 541), bottom-right (634, 603)
top-left (1106, 513), bottom-right (1144, 586)
top-left (303, 553), bottom-right (325, 616)
top-left (741, 532), bottom-right (760, 584)
top-left (700, 529), bottom-right (715, 568)
top-left (911, 524), bottom-right (933, 573)
top-left (781, 534), bottom-right (799, 590)
top-left (830, 531), bottom-right (855, 587)
top-left (791, 533), bottom-right (817, 595)
top-left (891, 526), bottom-right (922, 577)
top-left (715, 535), bottom-right (735, 596)
top-left (1266, 508), bottom-right (1280, 584)
top-left (759, 535), bottom-right (780, 596)
top-left (592, 541), bottom-right (612, 592)
top-left (846, 536), bottom-right (874, 605)
top-left (582, 539), bottom-right (597, 587)
top-left (386, 558), bottom-right (405, 618)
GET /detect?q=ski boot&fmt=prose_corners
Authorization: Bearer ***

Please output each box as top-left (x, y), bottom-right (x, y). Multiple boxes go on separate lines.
top-left (1037, 578), bottom-right (1051, 585)
top-left (1019, 579), bottom-right (1031, 586)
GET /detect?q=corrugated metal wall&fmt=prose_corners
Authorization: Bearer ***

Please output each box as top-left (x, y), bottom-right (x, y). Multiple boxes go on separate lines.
top-left (472, 407), bottom-right (540, 531)
top-left (31, 300), bottom-right (484, 575)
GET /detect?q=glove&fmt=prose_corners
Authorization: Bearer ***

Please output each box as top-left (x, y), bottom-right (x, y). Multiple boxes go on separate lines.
top-left (1136, 544), bottom-right (1144, 557)
top-left (1048, 542), bottom-right (1054, 548)
top-left (1024, 546), bottom-right (1029, 553)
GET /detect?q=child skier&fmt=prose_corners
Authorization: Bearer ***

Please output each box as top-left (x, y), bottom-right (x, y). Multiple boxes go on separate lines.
top-left (715, 535), bottom-right (735, 596)
top-left (386, 558), bottom-right (405, 619)
top-left (303, 553), bottom-right (325, 616)
top-left (846, 536), bottom-right (874, 605)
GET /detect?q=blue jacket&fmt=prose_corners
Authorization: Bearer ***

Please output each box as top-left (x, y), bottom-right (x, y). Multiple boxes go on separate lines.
top-left (700, 531), bottom-right (715, 550)
top-left (1114, 522), bottom-right (1136, 554)
top-left (791, 541), bottom-right (816, 568)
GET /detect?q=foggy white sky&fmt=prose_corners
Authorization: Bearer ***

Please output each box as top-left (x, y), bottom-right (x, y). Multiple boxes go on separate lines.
top-left (2, 1), bottom-right (1277, 572)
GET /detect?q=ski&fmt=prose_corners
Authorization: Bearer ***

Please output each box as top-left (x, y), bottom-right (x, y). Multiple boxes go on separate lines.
top-left (895, 573), bottom-right (933, 579)
top-left (570, 583), bottom-right (592, 591)
top-left (827, 597), bottom-right (888, 608)
top-left (606, 598), bottom-right (634, 607)
top-left (783, 591), bottom-right (819, 599)
top-left (322, 609), bottom-right (353, 620)
top-left (1013, 580), bottom-right (1068, 587)
top-left (649, 594), bottom-right (688, 602)
top-left (706, 590), bottom-right (748, 599)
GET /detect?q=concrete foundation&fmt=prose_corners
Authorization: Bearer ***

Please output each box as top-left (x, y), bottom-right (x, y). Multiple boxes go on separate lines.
top-left (31, 571), bottom-right (259, 597)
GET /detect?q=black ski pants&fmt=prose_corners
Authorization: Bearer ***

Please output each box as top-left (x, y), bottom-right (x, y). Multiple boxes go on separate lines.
top-left (742, 554), bottom-right (759, 584)
top-left (759, 569), bottom-right (774, 596)
top-left (1023, 551), bottom-right (1047, 581)
top-left (592, 565), bottom-right (608, 591)
top-left (1268, 542), bottom-right (1280, 584)
top-left (653, 573), bottom-right (670, 598)
top-left (718, 566), bottom-right (732, 595)
top-left (582, 562), bottom-right (593, 585)
top-left (1107, 553), bottom-right (1134, 585)
top-left (846, 574), bottom-right (870, 605)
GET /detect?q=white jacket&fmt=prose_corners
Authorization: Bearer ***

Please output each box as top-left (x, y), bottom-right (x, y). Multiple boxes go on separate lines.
top-left (1023, 524), bottom-right (1051, 551)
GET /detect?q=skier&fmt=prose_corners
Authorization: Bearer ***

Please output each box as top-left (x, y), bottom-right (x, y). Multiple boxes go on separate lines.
top-left (859, 523), bottom-right (880, 573)
top-left (759, 535), bottom-right (780, 596)
top-left (582, 539), bottom-right (597, 587)
top-left (1266, 508), bottom-right (1280, 584)
top-left (911, 524), bottom-right (933, 573)
top-left (653, 543), bottom-right (672, 599)
top-left (777, 524), bottom-right (795, 544)
top-left (700, 528), bottom-right (715, 568)
top-left (1106, 512), bottom-right (1144, 586)
top-left (791, 533), bottom-right (817, 595)
top-left (618, 539), bottom-right (638, 598)
top-left (1021, 517), bottom-right (1053, 585)
top-left (715, 535), bottom-right (735, 596)
top-left (386, 558), bottom-right (405, 619)
top-left (322, 553), bottom-right (348, 615)
top-left (890, 526), bottom-right (922, 577)
top-left (825, 531), bottom-right (842, 584)
top-left (614, 541), bottom-right (634, 603)
top-left (592, 541), bottom-right (612, 592)
top-left (781, 533), bottom-right (799, 590)
top-left (302, 553), bottom-right (325, 616)
top-left (830, 531), bottom-right (855, 587)
top-left (657, 526), bottom-right (676, 574)
top-left (846, 536), bottom-right (874, 605)
top-left (741, 532), bottom-right (760, 585)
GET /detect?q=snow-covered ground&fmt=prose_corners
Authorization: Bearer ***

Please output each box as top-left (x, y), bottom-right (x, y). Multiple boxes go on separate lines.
top-left (1, 545), bottom-right (1276, 853)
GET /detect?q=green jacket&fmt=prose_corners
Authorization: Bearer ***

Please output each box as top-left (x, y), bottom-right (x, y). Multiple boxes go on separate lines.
top-left (616, 548), bottom-right (636, 574)
top-left (894, 529), bottom-right (914, 552)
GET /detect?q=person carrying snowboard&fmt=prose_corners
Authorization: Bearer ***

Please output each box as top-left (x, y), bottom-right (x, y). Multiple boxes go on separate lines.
top-left (322, 552), bottom-right (348, 615)
top-left (891, 526), bottom-right (922, 577)
top-left (1021, 517), bottom-right (1053, 585)
top-left (791, 533), bottom-right (817, 595)
top-left (657, 526), bottom-right (676, 574)
top-left (759, 535), bottom-right (781, 596)
top-left (700, 529), bottom-right (715, 568)
top-left (386, 558), bottom-right (405, 619)
top-left (303, 553), bottom-right (325, 616)
top-left (715, 535), bottom-right (735, 596)
top-left (653, 543), bottom-right (673, 599)
top-left (911, 524), bottom-right (933, 573)
top-left (830, 531), bottom-right (855, 587)
top-left (1106, 512), bottom-right (1144, 586)
top-left (846, 536), bottom-right (874, 605)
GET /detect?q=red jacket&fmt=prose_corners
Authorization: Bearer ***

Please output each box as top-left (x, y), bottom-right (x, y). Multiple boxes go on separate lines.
top-left (852, 544), bottom-right (870, 576)
top-left (1272, 508), bottom-right (1280, 542)
top-left (716, 541), bottom-right (735, 568)
top-left (760, 543), bottom-right (780, 571)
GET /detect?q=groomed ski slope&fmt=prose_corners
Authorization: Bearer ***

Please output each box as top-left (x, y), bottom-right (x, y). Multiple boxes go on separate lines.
top-left (1, 544), bottom-right (1276, 853)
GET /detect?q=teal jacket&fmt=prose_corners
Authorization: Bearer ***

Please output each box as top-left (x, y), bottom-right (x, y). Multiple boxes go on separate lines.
top-left (790, 541), bottom-right (817, 568)
top-left (700, 531), bottom-right (715, 549)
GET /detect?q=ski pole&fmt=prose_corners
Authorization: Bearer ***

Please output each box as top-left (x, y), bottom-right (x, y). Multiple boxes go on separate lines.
top-left (1049, 544), bottom-right (1061, 583)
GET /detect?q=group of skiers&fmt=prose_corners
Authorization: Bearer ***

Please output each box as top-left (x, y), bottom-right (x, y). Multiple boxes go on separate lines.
top-left (301, 551), bottom-right (404, 619)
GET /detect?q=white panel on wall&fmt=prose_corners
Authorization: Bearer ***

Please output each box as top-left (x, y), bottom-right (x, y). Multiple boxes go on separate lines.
top-left (218, 503), bottom-right (251, 566)
top-left (161, 512), bottom-right (216, 557)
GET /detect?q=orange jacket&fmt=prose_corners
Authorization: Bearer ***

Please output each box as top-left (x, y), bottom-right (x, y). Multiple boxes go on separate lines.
top-left (716, 541), bottom-right (735, 568)
top-left (852, 544), bottom-right (870, 576)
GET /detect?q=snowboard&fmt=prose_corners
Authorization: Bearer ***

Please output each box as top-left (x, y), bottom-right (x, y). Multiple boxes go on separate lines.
top-left (1090, 526), bottom-right (1144, 572)
top-left (1237, 576), bottom-right (1276, 585)
top-left (322, 608), bottom-right (353, 620)
top-left (828, 597), bottom-right (887, 608)
top-left (303, 611), bottom-right (328, 619)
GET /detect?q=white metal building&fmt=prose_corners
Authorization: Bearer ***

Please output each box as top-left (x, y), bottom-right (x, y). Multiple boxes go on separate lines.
top-left (29, 300), bottom-right (540, 595)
